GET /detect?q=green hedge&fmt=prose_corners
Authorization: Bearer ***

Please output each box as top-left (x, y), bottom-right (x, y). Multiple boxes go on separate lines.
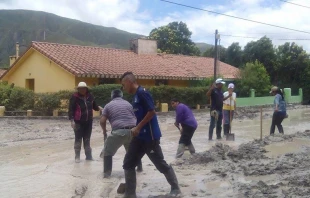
top-left (0, 83), bottom-right (209, 114)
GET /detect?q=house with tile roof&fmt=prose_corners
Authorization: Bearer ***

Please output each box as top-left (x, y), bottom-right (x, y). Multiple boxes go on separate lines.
top-left (0, 39), bottom-right (239, 93)
top-left (0, 69), bottom-right (6, 77)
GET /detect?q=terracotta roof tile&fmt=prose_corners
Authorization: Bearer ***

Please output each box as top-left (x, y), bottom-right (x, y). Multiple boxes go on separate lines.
top-left (0, 69), bottom-right (6, 76)
top-left (10, 41), bottom-right (240, 80)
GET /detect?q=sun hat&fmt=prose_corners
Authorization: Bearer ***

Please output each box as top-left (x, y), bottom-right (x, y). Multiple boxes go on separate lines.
top-left (215, 78), bottom-right (225, 85)
top-left (269, 86), bottom-right (278, 93)
top-left (77, 82), bottom-right (88, 88)
top-left (228, 83), bottom-right (235, 89)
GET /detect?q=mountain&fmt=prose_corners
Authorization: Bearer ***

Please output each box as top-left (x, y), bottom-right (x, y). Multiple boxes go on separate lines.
top-left (0, 10), bottom-right (213, 68)
top-left (195, 42), bottom-right (213, 54)
top-left (0, 10), bottom-right (144, 67)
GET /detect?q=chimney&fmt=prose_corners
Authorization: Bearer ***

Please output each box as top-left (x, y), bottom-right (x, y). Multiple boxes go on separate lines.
top-left (130, 38), bottom-right (157, 54)
top-left (16, 42), bottom-right (20, 59)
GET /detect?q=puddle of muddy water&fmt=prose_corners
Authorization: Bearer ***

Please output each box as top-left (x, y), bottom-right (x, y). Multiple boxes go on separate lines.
top-left (265, 138), bottom-right (310, 158)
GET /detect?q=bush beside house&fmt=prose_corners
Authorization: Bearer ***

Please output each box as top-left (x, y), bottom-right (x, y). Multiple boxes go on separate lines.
top-left (0, 83), bottom-right (209, 115)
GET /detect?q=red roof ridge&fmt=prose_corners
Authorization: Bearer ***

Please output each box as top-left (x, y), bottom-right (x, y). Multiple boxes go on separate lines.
top-left (31, 41), bottom-right (132, 52)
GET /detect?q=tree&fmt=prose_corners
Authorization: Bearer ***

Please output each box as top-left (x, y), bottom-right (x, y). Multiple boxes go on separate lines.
top-left (149, 21), bottom-right (200, 56)
top-left (275, 42), bottom-right (310, 87)
top-left (226, 42), bottom-right (243, 67)
top-left (235, 60), bottom-right (271, 97)
top-left (202, 45), bottom-right (227, 62)
top-left (243, 36), bottom-right (276, 80)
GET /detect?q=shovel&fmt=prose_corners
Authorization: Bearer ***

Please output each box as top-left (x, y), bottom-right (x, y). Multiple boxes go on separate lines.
top-left (226, 96), bottom-right (235, 141)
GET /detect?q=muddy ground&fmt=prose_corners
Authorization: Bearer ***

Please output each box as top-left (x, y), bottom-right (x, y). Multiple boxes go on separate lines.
top-left (0, 106), bottom-right (310, 198)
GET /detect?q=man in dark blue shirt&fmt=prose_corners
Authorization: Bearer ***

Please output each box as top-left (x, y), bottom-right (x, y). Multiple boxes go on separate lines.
top-left (206, 78), bottom-right (231, 140)
top-left (120, 72), bottom-right (181, 198)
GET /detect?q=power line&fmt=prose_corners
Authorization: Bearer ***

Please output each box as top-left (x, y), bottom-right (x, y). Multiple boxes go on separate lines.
top-left (220, 34), bottom-right (310, 40)
top-left (159, 0), bottom-right (310, 35)
top-left (279, 0), bottom-right (310, 9)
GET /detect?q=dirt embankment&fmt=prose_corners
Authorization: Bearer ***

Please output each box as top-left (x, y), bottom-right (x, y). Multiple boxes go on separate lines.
top-left (173, 130), bottom-right (310, 198)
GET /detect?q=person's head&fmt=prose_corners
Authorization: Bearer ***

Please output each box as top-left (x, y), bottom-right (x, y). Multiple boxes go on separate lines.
top-left (170, 98), bottom-right (180, 109)
top-left (269, 86), bottom-right (279, 96)
top-left (111, 89), bottom-right (123, 99)
top-left (228, 83), bottom-right (235, 92)
top-left (215, 78), bottom-right (225, 89)
top-left (120, 72), bottom-right (138, 94)
top-left (77, 82), bottom-right (88, 96)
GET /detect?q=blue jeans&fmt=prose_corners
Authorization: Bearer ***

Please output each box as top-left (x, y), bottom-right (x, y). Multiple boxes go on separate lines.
top-left (209, 110), bottom-right (223, 140)
top-left (223, 110), bottom-right (234, 124)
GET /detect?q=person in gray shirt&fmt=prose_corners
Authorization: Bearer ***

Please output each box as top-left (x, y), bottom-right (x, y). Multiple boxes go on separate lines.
top-left (100, 89), bottom-right (142, 178)
top-left (270, 86), bottom-right (287, 135)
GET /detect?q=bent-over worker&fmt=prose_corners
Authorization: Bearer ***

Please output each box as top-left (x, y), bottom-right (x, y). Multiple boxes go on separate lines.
top-left (171, 99), bottom-right (197, 158)
top-left (99, 89), bottom-right (142, 178)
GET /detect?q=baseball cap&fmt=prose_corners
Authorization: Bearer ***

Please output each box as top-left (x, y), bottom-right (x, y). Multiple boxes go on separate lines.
top-left (269, 86), bottom-right (278, 93)
top-left (215, 78), bottom-right (225, 85)
top-left (228, 83), bottom-right (235, 89)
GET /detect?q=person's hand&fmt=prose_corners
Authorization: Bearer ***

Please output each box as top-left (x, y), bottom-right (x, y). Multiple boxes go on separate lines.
top-left (228, 92), bottom-right (232, 97)
top-left (71, 121), bottom-right (75, 130)
top-left (131, 127), bottom-right (140, 137)
top-left (180, 128), bottom-right (183, 134)
top-left (210, 83), bottom-right (216, 90)
top-left (174, 122), bottom-right (179, 128)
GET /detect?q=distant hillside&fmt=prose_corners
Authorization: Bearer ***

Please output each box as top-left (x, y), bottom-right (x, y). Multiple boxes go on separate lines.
top-left (0, 10), bottom-right (213, 68)
top-left (0, 10), bottom-right (143, 67)
top-left (195, 42), bottom-right (213, 54)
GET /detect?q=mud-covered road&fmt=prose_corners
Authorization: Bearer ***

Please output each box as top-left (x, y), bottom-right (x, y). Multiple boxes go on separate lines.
top-left (0, 106), bottom-right (309, 198)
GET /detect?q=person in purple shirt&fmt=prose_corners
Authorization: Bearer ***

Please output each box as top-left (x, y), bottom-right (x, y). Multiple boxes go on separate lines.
top-left (171, 99), bottom-right (197, 158)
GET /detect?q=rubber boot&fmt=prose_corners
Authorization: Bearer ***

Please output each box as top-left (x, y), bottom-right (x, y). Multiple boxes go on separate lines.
top-left (176, 144), bottom-right (186, 158)
top-left (223, 124), bottom-right (229, 136)
top-left (188, 143), bottom-right (195, 154)
top-left (124, 170), bottom-right (137, 198)
top-left (164, 166), bottom-right (181, 195)
top-left (75, 150), bottom-right (80, 163)
top-left (278, 125), bottom-right (284, 134)
top-left (104, 156), bottom-right (112, 178)
top-left (136, 161), bottom-right (143, 172)
top-left (85, 149), bottom-right (93, 161)
top-left (216, 126), bottom-right (222, 139)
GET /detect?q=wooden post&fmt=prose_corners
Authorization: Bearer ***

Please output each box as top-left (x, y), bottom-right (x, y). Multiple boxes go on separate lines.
top-left (0, 106), bottom-right (5, 117)
top-left (27, 110), bottom-right (32, 117)
top-left (260, 106), bottom-right (263, 140)
top-left (53, 110), bottom-right (59, 117)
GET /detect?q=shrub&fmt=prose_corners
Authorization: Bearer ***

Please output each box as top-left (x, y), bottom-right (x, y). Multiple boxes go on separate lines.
top-left (34, 93), bottom-right (61, 115)
top-left (6, 87), bottom-right (35, 111)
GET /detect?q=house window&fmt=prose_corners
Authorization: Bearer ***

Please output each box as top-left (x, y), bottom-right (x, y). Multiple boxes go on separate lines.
top-left (25, 79), bottom-right (35, 91)
top-left (99, 78), bottom-right (116, 85)
top-left (155, 80), bottom-right (168, 86)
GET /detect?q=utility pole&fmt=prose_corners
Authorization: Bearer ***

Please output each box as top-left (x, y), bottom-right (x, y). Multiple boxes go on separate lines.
top-left (213, 29), bottom-right (218, 81)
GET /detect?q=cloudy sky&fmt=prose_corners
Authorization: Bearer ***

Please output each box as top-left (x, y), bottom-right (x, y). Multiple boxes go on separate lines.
top-left (1, 0), bottom-right (310, 51)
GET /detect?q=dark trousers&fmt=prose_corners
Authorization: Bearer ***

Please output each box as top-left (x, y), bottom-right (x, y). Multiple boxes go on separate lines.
top-left (74, 121), bottom-right (93, 152)
top-left (270, 112), bottom-right (285, 134)
top-left (123, 138), bottom-right (170, 174)
top-left (179, 124), bottom-right (196, 146)
top-left (209, 110), bottom-right (223, 140)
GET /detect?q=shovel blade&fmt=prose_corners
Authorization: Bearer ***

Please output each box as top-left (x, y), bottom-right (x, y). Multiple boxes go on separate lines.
top-left (117, 183), bottom-right (126, 194)
top-left (226, 133), bottom-right (235, 141)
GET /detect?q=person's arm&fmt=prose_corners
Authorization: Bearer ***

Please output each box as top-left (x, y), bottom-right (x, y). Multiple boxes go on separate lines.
top-left (92, 95), bottom-right (101, 111)
top-left (132, 91), bottom-right (156, 136)
top-left (274, 95), bottom-right (279, 112)
top-left (68, 95), bottom-right (76, 128)
top-left (100, 115), bottom-right (108, 140)
top-left (223, 93), bottom-right (232, 101)
top-left (206, 84), bottom-right (215, 97)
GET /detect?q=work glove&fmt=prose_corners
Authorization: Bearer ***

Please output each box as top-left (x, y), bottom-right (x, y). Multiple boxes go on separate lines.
top-left (210, 110), bottom-right (219, 121)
